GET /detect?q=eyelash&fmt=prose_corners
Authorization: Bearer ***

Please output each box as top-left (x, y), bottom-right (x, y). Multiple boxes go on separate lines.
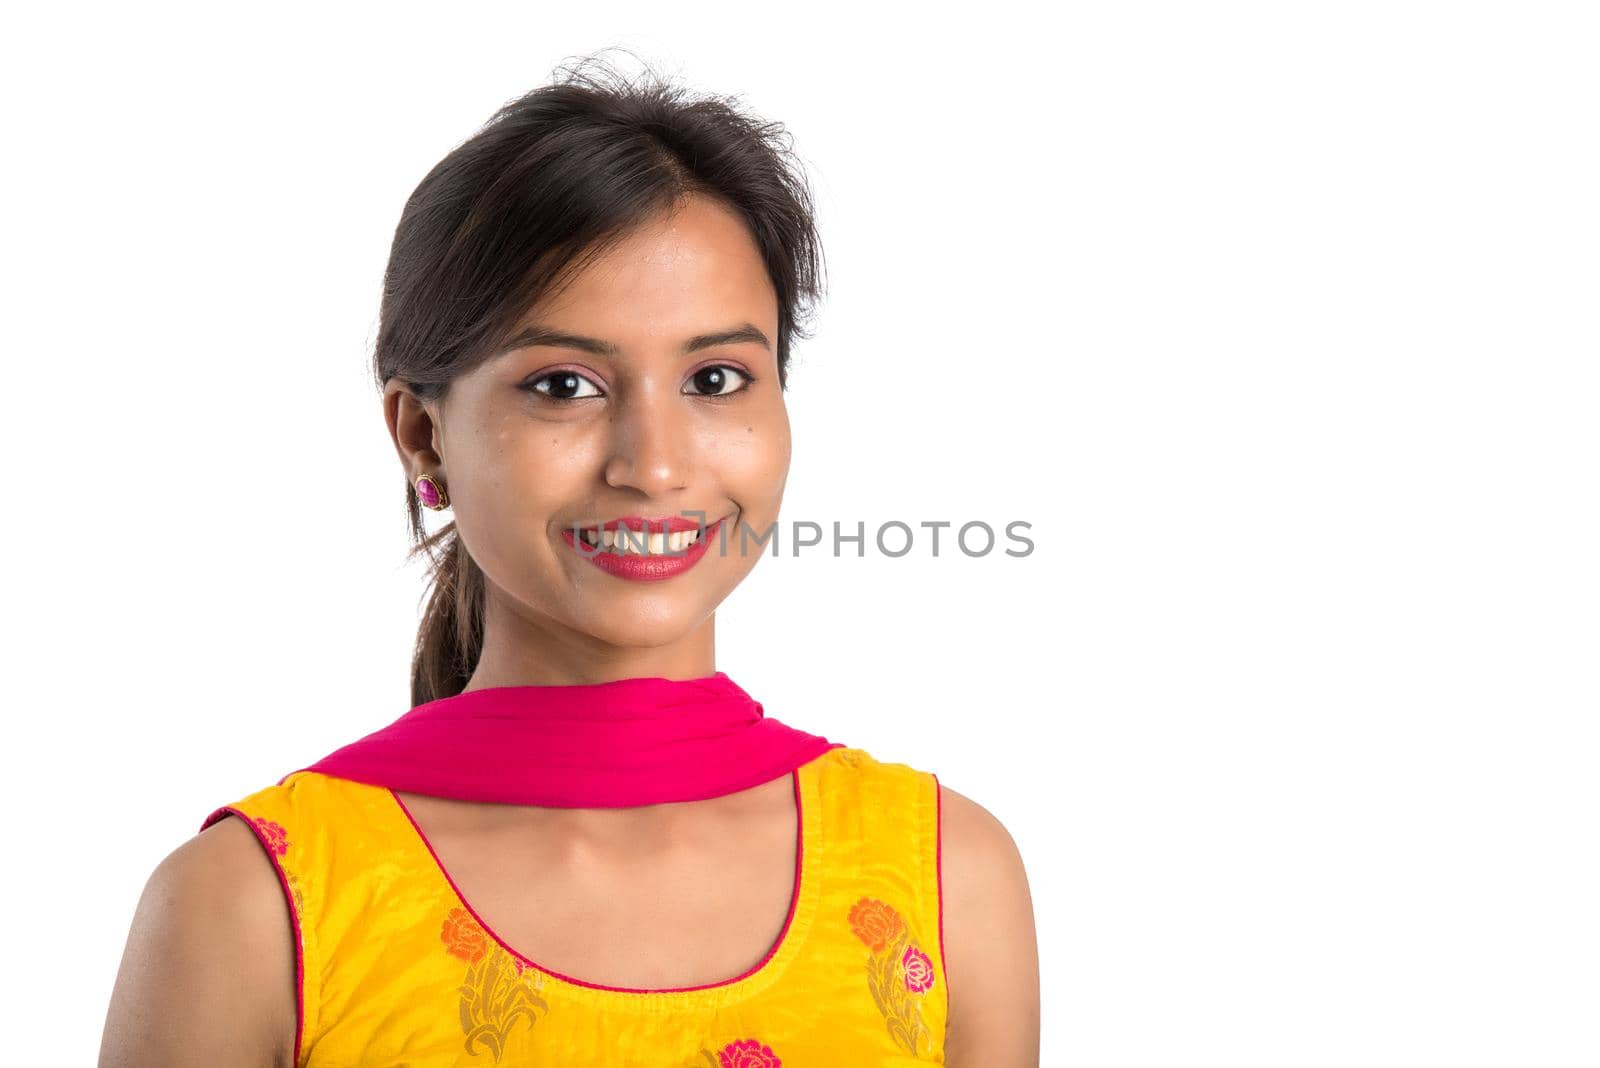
top-left (522, 364), bottom-right (754, 402)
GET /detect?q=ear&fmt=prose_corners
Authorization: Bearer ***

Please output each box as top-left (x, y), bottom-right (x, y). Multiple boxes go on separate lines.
top-left (382, 377), bottom-right (445, 480)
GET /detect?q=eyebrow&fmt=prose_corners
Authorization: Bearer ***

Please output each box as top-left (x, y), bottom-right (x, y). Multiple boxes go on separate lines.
top-left (495, 322), bottom-right (772, 359)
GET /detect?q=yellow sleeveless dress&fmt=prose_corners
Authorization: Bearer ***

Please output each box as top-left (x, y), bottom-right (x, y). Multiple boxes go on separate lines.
top-left (200, 745), bottom-right (948, 1066)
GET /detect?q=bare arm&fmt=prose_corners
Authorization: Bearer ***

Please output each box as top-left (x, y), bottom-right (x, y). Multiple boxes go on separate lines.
top-left (940, 782), bottom-right (1041, 1067)
top-left (100, 814), bottom-right (298, 1068)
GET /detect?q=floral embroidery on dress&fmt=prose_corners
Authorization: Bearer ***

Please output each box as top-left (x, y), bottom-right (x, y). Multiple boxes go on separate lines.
top-left (245, 816), bottom-right (304, 913)
top-left (684, 1038), bottom-right (782, 1067)
top-left (283, 868), bottom-right (306, 915)
top-left (902, 943), bottom-right (935, 993)
top-left (440, 906), bottom-right (550, 1061)
top-left (252, 816), bottom-right (289, 856)
top-left (716, 1039), bottom-right (781, 1067)
top-left (848, 896), bottom-right (936, 1057)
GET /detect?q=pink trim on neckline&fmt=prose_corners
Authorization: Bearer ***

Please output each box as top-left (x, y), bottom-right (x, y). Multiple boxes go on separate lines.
top-left (389, 767), bottom-right (810, 995)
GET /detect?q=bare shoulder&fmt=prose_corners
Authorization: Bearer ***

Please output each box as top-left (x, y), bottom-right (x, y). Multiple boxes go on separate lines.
top-left (99, 813), bottom-right (297, 1068)
top-left (938, 781), bottom-right (1041, 1068)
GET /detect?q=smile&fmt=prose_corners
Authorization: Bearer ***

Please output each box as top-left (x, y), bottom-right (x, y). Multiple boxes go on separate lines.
top-left (559, 516), bottom-right (728, 582)
top-left (576, 526), bottom-right (705, 554)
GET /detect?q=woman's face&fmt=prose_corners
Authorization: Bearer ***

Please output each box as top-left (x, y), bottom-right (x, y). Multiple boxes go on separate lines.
top-left (389, 194), bottom-right (791, 656)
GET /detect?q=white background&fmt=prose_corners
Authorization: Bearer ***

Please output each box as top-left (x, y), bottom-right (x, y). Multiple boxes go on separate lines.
top-left (5, 2), bottom-right (1596, 1064)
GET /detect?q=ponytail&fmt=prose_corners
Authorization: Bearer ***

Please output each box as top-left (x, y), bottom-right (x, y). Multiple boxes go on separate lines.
top-left (405, 493), bottom-right (485, 705)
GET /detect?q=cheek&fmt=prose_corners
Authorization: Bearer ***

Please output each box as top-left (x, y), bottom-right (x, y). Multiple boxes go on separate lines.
top-left (492, 427), bottom-right (604, 519)
top-left (453, 422), bottom-right (595, 547)
top-left (718, 417), bottom-right (791, 509)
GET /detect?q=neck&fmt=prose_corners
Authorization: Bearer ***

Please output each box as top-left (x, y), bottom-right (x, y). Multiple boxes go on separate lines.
top-left (462, 589), bottom-right (718, 690)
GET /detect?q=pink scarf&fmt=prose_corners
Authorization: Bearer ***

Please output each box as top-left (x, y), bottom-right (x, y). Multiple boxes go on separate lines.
top-left (291, 672), bottom-right (844, 807)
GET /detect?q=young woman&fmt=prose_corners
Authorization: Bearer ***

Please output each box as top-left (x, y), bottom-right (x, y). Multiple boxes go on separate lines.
top-left (101, 59), bottom-right (1040, 1067)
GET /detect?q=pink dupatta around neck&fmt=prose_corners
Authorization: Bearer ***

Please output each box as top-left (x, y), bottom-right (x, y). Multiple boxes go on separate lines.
top-left (291, 671), bottom-right (844, 808)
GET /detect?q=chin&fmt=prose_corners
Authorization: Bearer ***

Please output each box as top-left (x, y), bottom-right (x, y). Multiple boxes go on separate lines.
top-left (575, 607), bottom-right (706, 650)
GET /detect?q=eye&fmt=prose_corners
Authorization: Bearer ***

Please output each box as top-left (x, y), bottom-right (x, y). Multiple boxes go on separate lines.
top-left (685, 365), bottom-right (752, 397)
top-left (525, 370), bottom-right (603, 401)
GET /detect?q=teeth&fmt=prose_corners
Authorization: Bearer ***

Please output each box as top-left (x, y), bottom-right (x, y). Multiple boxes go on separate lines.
top-left (579, 527), bottom-right (702, 554)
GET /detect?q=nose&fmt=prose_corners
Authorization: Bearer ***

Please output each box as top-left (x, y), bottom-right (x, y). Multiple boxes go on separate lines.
top-left (602, 383), bottom-right (692, 496)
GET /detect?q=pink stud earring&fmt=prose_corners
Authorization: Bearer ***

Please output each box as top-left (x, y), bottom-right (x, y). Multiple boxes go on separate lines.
top-left (414, 474), bottom-right (450, 511)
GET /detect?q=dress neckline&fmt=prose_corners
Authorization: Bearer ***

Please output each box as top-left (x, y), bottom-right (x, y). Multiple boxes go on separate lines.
top-left (385, 751), bottom-right (830, 1001)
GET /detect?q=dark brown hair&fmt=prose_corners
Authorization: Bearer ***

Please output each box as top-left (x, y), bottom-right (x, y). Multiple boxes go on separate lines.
top-left (373, 52), bottom-right (826, 706)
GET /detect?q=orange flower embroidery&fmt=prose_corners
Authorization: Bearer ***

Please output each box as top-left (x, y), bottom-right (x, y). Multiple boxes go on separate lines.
top-left (438, 907), bottom-right (549, 1061)
top-left (847, 896), bottom-right (935, 1058)
top-left (848, 897), bottom-right (906, 953)
top-left (441, 907), bottom-right (492, 964)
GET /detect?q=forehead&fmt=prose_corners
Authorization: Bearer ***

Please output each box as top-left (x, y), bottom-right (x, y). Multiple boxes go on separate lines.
top-left (529, 196), bottom-right (776, 331)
